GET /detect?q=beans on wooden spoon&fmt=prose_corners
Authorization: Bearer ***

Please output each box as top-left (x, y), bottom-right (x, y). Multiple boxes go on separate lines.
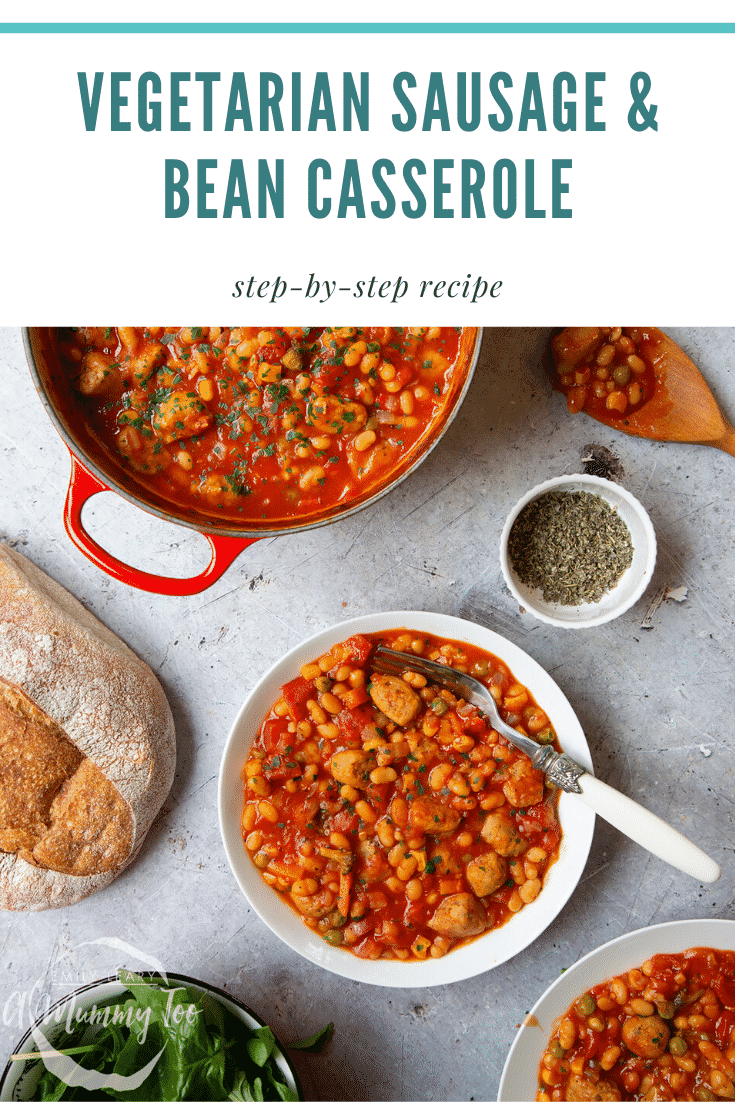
top-left (550, 327), bottom-right (735, 458)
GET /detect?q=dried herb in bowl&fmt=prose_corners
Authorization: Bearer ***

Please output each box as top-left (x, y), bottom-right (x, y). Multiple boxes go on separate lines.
top-left (507, 490), bottom-right (633, 605)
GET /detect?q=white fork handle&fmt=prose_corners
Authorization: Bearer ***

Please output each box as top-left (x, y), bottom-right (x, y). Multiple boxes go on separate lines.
top-left (575, 773), bottom-right (721, 884)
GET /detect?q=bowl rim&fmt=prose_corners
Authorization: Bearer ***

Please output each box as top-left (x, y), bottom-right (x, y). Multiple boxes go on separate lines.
top-left (499, 473), bottom-right (657, 630)
top-left (0, 970), bottom-right (303, 1102)
top-left (497, 917), bottom-right (735, 1101)
top-left (23, 326), bottom-right (482, 539)
top-left (218, 609), bottom-right (596, 988)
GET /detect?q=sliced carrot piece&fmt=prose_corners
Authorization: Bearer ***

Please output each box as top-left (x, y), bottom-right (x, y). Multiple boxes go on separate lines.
top-left (338, 871), bottom-right (353, 917)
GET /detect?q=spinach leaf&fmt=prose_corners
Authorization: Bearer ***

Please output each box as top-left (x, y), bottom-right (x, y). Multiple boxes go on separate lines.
top-left (288, 1022), bottom-right (334, 1052)
top-left (247, 1026), bottom-right (277, 1067)
top-left (265, 1064), bottom-right (300, 1101)
top-left (228, 1070), bottom-right (255, 1101)
top-left (118, 970), bottom-right (215, 1100)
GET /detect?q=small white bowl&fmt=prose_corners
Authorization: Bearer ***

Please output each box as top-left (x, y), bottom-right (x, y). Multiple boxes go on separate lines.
top-left (0, 972), bottom-right (301, 1101)
top-left (500, 474), bottom-right (657, 629)
top-left (219, 610), bottom-right (595, 988)
top-left (498, 918), bottom-right (735, 1101)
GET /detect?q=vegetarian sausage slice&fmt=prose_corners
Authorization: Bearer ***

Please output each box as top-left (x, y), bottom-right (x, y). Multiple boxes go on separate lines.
top-left (481, 810), bottom-right (527, 857)
top-left (368, 675), bottom-right (420, 727)
top-left (428, 840), bottom-right (463, 876)
top-left (329, 749), bottom-right (374, 789)
top-left (428, 892), bottom-right (486, 938)
top-left (465, 852), bottom-right (508, 897)
top-left (307, 394), bottom-right (367, 436)
top-left (408, 795), bottom-right (461, 835)
top-left (551, 327), bottom-right (602, 370)
top-left (291, 888), bottom-right (337, 919)
top-left (76, 351), bottom-right (122, 398)
top-left (565, 1075), bottom-right (621, 1101)
top-left (152, 393), bottom-right (212, 443)
top-left (502, 758), bottom-right (544, 808)
top-left (621, 1015), bottom-right (670, 1058)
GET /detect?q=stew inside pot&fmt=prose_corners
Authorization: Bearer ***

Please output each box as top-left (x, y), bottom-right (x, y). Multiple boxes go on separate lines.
top-left (52, 326), bottom-right (467, 523)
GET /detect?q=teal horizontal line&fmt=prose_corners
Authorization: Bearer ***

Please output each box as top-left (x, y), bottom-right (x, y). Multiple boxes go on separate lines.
top-left (0, 21), bottom-right (734, 32)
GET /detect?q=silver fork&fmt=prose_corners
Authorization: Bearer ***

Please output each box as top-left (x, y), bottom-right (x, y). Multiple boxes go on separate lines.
top-left (373, 646), bottom-right (720, 884)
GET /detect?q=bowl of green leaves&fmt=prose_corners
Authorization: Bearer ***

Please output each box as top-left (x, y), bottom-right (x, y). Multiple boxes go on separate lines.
top-left (0, 969), bottom-right (319, 1101)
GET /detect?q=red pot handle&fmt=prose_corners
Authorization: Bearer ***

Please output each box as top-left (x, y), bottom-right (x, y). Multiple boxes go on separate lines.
top-left (63, 452), bottom-right (258, 595)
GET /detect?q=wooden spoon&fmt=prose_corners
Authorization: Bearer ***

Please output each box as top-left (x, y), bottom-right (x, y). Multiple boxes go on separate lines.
top-left (551, 328), bottom-right (735, 457)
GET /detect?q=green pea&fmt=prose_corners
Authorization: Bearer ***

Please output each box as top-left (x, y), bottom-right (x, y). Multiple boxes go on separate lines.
top-left (328, 911), bottom-right (347, 928)
top-left (550, 1041), bottom-right (565, 1059)
top-left (322, 929), bottom-right (344, 946)
top-left (669, 1035), bottom-right (687, 1055)
top-left (537, 728), bottom-right (555, 744)
top-left (576, 994), bottom-right (596, 1016)
top-left (315, 676), bottom-right (333, 692)
top-left (254, 852), bottom-right (269, 869)
top-left (612, 364), bottom-right (631, 386)
top-left (657, 999), bottom-right (675, 1020)
top-left (431, 699), bottom-right (448, 715)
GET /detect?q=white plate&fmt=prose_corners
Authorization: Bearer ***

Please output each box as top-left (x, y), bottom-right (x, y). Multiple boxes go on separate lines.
top-left (498, 917), bottom-right (735, 1101)
top-left (219, 610), bottom-right (595, 988)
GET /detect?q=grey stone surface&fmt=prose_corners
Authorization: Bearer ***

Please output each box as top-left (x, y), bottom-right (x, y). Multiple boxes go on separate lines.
top-left (0, 326), bottom-right (733, 1101)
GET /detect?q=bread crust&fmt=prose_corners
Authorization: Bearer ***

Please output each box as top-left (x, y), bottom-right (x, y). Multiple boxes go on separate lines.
top-left (0, 545), bottom-right (176, 909)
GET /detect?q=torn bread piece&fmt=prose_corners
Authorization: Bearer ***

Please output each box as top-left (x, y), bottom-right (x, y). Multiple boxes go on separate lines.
top-left (0, 545), bottom-right (175, 910)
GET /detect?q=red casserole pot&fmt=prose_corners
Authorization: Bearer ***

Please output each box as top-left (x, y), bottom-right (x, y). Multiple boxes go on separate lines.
top-left (24, 327), bottom-right (482, 596)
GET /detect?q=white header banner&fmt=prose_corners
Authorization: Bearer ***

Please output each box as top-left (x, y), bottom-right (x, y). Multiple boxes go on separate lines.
top-left (0, 26), bottom-right (732, 322)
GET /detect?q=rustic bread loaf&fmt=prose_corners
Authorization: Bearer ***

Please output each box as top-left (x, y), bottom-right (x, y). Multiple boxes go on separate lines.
top-left (0, 545), bottom-right (175, 909)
